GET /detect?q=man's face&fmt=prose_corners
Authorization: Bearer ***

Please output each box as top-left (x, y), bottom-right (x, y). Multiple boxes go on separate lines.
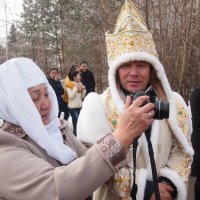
top-left (80, 63), bottom-right (88, 72)
top-left (118, 61), bottom-right (151, 93)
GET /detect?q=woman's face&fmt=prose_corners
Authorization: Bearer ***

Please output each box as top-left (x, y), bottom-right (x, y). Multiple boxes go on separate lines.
top-left (74, 73), bottom-right (82, 83)
top-left (28, 84), bottom-right (51, 125)
top-left (49, 69), bottom-right (58, 80)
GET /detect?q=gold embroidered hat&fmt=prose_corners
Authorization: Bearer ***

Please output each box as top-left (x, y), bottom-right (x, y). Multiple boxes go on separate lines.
top-left (105, 0), bottom-right (157, 66)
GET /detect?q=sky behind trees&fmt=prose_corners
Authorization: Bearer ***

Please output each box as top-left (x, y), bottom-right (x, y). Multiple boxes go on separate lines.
top-left (0, 0), bottom-right (23, 38)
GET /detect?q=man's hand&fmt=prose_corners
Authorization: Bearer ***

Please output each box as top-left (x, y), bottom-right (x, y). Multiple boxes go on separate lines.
top-left (150, 183), bottom-right (174, 200)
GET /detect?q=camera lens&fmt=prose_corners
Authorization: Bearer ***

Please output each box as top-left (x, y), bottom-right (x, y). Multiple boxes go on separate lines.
top-left (154, 100), bottom-right (169, 119)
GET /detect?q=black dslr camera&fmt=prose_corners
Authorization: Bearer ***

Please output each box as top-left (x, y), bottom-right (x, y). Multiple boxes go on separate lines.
top-left (130, 86), bottom-right (169, 120)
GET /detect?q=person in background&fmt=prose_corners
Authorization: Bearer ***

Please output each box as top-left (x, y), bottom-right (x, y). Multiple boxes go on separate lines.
top-left (190, 87), bottom-right (200, 200)
top-left (64, 65), bottom-right (80, 91)
top-left (80, 61), bottom-right (95, 95)
top-left (67, 70), bottom-right (86, 136)
top-left (0, 57), bottom-right (155, 200)
top-left (62, 64), bottom-right (81, 123)
top-left (48, 68), bottom-right (69, 120)
top-left (77, 1), bottom-right (193, 199)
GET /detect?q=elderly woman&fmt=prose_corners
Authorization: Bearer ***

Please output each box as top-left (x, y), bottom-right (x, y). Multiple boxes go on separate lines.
top-left (0, 58), bottom-right (154, 200)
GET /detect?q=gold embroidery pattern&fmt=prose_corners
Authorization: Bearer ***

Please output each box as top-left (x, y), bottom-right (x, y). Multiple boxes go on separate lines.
top-left (176, 103), bottom-right (190, 139)
top-left (105, 0), bottom-right (157, 66)
top-left (106, 31), bottom-right (157, 66)
top-left (173, 98), bottom-right (193, 184)
top-left (103, 91), bottom-right (132, 199)
top-left (108, 108), bottom-right (120, 129)
top-left (114, 176), bottom-right (130, 192)
top-left (108, 169), bottom-right (131, 200)
top-left (175, 156), bottom-right (192, 182)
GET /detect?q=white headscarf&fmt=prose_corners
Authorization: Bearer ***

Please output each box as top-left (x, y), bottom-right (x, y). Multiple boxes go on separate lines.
top-left (0, 57), bottom-right (76, 164)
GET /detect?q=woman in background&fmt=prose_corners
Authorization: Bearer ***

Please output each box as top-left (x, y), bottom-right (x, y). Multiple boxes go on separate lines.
top-left (67, 70), bottom-right (86, 136)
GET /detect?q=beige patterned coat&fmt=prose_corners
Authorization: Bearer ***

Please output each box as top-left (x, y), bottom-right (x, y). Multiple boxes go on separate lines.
top-left (0, 120), bottom-right (129, 200)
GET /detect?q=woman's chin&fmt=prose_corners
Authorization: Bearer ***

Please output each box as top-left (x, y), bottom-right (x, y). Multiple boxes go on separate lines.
top-left (42, 118), bottom-right (50, 125)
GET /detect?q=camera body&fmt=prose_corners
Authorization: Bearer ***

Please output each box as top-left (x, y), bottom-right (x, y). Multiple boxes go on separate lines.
top-left (130, 86), bottom-right (169, 120)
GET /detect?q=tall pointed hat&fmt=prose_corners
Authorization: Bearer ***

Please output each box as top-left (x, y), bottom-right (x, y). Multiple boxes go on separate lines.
top-left (105, 0), bottom-right (157, 66)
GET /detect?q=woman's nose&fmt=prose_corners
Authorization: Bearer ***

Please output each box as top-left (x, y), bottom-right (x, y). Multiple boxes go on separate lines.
top-left (41, 98), bottom-right (50, 110)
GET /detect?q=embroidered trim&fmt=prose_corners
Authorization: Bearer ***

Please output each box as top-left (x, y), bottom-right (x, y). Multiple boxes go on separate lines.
top-left (108, 168), bottom-right (131, 199)
top-left (176, 103), bottom-right (190, 140)
top-left (0, 121), bottom-right (26, 139)
top-left (175, 156), bottom-right (192, 182)
top-left (108, 108), bottom-right (120, 129)
top-left (96, 133), bottom-right (128, 171)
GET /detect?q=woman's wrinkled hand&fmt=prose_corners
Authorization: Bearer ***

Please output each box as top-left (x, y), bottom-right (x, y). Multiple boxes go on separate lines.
top-left (113, 95), bottom-right (155, 148)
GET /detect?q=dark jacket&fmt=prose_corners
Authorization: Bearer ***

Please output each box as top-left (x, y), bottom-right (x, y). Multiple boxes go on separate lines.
top-left (81, 70), bottom-right (95, 95)
top-left (48, 77), bottom-right (64, 110)
top-left (190, 87), bottom-right (200, 177)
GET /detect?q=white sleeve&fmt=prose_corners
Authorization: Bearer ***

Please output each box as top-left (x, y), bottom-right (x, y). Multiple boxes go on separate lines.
top-left (77, 92), bottom-right (112, 144)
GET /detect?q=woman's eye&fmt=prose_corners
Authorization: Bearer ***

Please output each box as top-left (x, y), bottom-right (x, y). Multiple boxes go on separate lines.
top-left (31, 94), bottom-right (39, 102)
top-left (32, 97), bottom-right (39, 102)
top-left (45, 93), bottom-right (50, 98)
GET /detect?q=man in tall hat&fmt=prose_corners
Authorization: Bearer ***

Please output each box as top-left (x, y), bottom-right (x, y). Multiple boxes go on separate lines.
top-left (77, 0), bottom-right (193, 199)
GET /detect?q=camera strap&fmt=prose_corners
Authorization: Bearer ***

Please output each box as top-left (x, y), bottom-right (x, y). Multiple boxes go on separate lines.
top-left (130, 139), bottom-right (138, 200)
top-left (131, 129), bottom-right (160, 200)
top-left (145, 126), bottom-right (160, 200)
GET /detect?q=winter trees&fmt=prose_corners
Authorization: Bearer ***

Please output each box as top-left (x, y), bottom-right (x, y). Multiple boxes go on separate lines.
top-left (2, 0), bottom-right (200, 100)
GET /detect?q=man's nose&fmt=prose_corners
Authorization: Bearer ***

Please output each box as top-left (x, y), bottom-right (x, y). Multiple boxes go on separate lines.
top-left (129, 65), bottom-right (139, 75)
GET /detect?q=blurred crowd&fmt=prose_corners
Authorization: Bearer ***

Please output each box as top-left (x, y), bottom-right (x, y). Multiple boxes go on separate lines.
top-left (47, 61), bottom-right (95, 136)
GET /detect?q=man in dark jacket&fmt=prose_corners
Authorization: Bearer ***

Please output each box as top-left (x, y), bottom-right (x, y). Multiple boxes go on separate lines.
top-left (190, 87), bottom-right (200, 200)
top-left (80, 61), bottom-right (95, 95)
top-left (48, 68), bottom-right (69, 119)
